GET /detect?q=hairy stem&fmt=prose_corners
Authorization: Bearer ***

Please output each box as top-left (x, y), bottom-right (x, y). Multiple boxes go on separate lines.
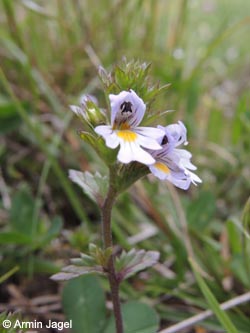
top-left (101, 168), bottom-right (123, 333)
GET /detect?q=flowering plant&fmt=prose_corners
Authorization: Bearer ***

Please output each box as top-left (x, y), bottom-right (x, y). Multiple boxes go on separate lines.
top-left (52, 60), bottom-right (201, 333)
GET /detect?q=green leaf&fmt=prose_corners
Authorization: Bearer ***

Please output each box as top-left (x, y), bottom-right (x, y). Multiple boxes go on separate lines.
top-left (116, 162), bottom-right (149, 194)
top-left (62, 275), bottom-right (106, 333)
top-left (38, 216), bottom-right (63, 247)
top-left (0, 231), bottom-right (32, 245)
top-left (89, 243), bottom-right (113, 267)
top-left (142, 108), bottom-right (173, 126)
top-left (10, 187), bottom-right (35, 236)
top-left (232, 94), bottom-right (248, 144)
top-left (227, 219), bottom-right (243, 254)
top-left (190, 258), bottom-right (238, 333)
top-left (187, 191), bottom-right (216, 231)
top-left (51, 244), bottom-right (112, 281)
top-left (230, 255), bottom-right (250, 287)
top-left (69, 170), bottom-right (108, 206)
top-left (98, 66), bottom-right (113, 88)
top-left (99, 60), bottom-right (169, 108)
top-left (51, 265), bottom-right (104, 281)
top-left (0, 99), bottom-right (22, 134)
top-left (116, 249), bottom-right (160, 282)
top-left (104, 301), bottom-right (159, 333)
top-left (208, 108), bottom-right (224, 143)
top-left (79, 131), bottom-right (118, 166)
top-left (25, 257), bottom-right (59, 274)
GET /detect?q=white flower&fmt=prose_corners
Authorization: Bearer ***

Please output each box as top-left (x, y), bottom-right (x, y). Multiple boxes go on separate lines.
top-left (95, 90), bottom-right (164, 165)
top-left (148, 122), bottom-right (202, 190)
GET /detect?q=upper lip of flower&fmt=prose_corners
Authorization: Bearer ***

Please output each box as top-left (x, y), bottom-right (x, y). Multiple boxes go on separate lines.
top-left (110, 89), bottom-right (146, 128)
top-left (94, 90), bottom-right (165, 165)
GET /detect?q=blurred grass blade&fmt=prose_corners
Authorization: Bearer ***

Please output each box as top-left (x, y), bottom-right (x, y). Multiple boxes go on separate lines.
top-left (159, 292), bottom-right (250, 333)
top-left (2, 0), bottom-right (23, 48)
top-left (166, 0), bottom-right (188, 51)
top-left (190, 258), bottom-right (238, 333)
top-left (0, 67), bottom-right (89, 224)
top-left (188, 16), bottom-right (250, 82)
top-left (0, 266), bottom-right (19, 284)
top-left (1, 37), bottom-right (62, 114)
top-left (242, 197), bottom-right (250, 284)
top-left (21, 0), bottom-right (55, 18)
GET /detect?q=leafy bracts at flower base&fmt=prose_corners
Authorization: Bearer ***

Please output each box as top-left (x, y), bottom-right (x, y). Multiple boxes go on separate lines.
top-left (52, 61), bottom-right (202, 333)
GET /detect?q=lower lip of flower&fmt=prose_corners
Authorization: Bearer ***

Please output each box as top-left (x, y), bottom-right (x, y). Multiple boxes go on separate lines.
top-left (154, 162), bottom-right (170, 174)
top-left (116, 130), bottom-right (138, 142)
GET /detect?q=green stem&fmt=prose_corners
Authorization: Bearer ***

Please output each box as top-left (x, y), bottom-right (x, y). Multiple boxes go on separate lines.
top-left (102, 168), bottom-right (123, 333)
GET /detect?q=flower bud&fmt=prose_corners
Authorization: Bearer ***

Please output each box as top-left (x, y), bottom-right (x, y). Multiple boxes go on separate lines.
top-left (70, 94), bottom-right (106, 128)
top-left (83, 98), bottom-right (106, 127)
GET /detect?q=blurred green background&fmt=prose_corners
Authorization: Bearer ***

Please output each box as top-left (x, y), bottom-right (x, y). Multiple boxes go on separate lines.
top-left (0, 0), bottom-right (250, 332)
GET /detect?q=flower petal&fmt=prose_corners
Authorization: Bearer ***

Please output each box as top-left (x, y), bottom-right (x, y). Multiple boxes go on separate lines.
top-left (136, 133), bottom-right (163, 150)
top-left (170, 177), bottom-right (192, 190)
top-left (149, 162), bottom-right (193, 190)
top-left (136, 126), bottom-right (165, 140)
top-left (95, 125), bottom-right (120, 149)
top-left (105, 132), bottom-right (120, 149)
top-left (117, 140), bottom-right (155, 165)
top-left (116, 130), bottom-right (138, 142)
top-left (149, 142), bottom-right (202, 189)
top-left (109, 90), bottom-right (146, 128)
top-left (185, 170), bottom-right (202, 185)
top-left (159, 121), bottom-right (188, 147)
top-left (149, 162), bottom-right (171, 180)
top-left (168, 121), bottom-right (188, 145)
top-left (95, 125), bottom-right (112, 137)
top-left (172, 149), bottom-right (197, 170)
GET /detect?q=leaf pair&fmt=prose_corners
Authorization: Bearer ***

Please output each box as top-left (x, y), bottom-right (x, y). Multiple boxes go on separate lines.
top-left (51, 247), bottom-right (160, 283)
top-left (62, 275), bottom-right (159, 333)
